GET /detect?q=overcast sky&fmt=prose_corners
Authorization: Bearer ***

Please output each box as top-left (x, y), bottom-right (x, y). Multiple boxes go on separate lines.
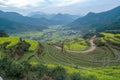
top-left (0, 0), bottom-right (120, 15)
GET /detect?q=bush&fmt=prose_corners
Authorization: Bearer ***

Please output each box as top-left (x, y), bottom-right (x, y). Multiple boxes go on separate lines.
top-left (41, 76), bottom-right (54, 80)
top-left (70, 73), bottom-right (82, 80)
top-left (49, 66), bottom-right (67, 80)
top-left (5, 62), bottom-right (24, 78)
top-left (82, 75), bottom-right (98, 80)
top-left (37, 64), bottom-right (49, 78)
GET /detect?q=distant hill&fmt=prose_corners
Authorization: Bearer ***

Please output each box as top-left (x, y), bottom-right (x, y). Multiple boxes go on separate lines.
top-left (29, 12), bottom-right (79, 25)
top-left (0, 18), bottom-right (46, 33)
top-left (28, 11), bottom-right (55, 19)
top-left (50, 13), bottom-right (79, 25)
top-left (67, 6), bottom-right (120, 32)
top-left (0, 11), bottom-right (48, 33)
top-left (0, 30), bottom-right (8, 37)
top-left (0, 10), bottom-right (50, 26)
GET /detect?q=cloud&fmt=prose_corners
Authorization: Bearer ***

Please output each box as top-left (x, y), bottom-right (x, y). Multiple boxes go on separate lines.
top-left (0, 0), bottom-right (88, 8)
top-left (56, 0), bottom-right (88, 7)
top-left (0, 0), bottom-right (44, 8)
top-left (45, 0), bottom-right (88, 7)
top-left (0, 0), bottom-right (120, 15)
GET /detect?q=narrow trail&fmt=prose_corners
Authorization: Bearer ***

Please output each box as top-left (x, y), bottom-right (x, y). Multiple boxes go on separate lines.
top-left (55, 35), bottom-right (96, 53)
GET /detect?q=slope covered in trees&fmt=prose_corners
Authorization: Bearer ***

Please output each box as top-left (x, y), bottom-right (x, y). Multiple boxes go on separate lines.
top-left (67, 6), bottom-right (120, 32)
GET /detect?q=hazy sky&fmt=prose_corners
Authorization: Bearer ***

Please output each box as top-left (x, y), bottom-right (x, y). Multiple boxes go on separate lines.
top-left (0, 0), bottom-right (120, 15)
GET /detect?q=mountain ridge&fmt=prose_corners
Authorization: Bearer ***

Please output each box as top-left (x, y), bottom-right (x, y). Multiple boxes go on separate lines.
top-left (67, 6), bottom-right (120, 32)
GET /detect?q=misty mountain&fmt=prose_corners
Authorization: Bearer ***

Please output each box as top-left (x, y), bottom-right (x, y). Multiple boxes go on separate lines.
top-left (28, 11), bottom-right (55, 19)
top-left (0, 10), bottom-right (50, 26)
top-left (50, 13), bottom-right (79, 25)
top-left (29, 12), bottom-right (79, 25)
top-left (0, 18), bottom-right (46, 33)
top-left (67, 6), bottom-right (120, 32)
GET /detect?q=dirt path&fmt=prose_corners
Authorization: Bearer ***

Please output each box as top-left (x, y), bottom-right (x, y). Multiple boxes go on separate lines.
top-left (55, 35), bottom-right (96, 53)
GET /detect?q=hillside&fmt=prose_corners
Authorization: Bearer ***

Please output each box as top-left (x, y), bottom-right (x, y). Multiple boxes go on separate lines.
top-left (0, 11), bottom-right (48, 33)
top-left (0, 10), bottom-right (50, 26)
top-left (67, 6), bottom-right (120, 32)
top-left (0, 18), bottom-right (47, 33)
top-left (0, 35), bottom-right (120, 80)
top-left (30, 12), bottom-right (79, 25)
top-left (0, 30), bottom-right (8, 37)
top-left (50, 13), bottom-right (79, 25)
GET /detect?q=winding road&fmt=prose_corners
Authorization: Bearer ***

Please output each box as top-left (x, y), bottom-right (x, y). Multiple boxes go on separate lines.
top-left (55, 35), bottom-right (96, 53)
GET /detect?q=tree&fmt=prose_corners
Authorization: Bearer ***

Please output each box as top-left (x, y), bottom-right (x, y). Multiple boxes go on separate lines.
top-left (36, 42), bottom-right (44, 55)
top-left (5, 62), bottom-right (24, 79)
top-left (61, 42), bottom-right (64, 53)
top-left (22, 61), bottom-right (31, 80)
top-left (70, 73), bottom-right (81, 80)
top-left (49, 66), bottom-right (67, 80)
top-left (37, 64), bottom-right (48, 78)
top-left (7, 38), bottom-right (30, 59)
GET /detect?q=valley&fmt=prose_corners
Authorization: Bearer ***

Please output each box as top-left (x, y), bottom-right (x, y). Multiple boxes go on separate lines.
top-left (0, 4), bottom-right (120, 80)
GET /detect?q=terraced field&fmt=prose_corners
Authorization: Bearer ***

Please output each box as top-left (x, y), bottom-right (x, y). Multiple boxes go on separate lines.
top-left (0, 35), bottom-right (120, 80)
top-left (64, 38), bottom-right (89, 51)
top-left (0, 37), bottom-right (19, 49)
top-left (0, 37), bottom-right (38, 51)
top-left (100, 32), bottom-right (120, 44)
top-left (91, 32), bottom-right (120, 64)
top-left (25, 40), bottom-right (38, 51)
top-left (46, 64), bottom-right (120, 80)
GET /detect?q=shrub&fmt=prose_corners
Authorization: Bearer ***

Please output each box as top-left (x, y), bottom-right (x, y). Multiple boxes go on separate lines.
top-left (41, 76), bottom-right (54, 80)
top-left (70, 73), bottom-right (82, 80)
top-left (82, 75), bottom-right (98, 80)
top-left (49, 66), bottom-right (67, 80)
top-left (37, 64), bottom-right (48, 78)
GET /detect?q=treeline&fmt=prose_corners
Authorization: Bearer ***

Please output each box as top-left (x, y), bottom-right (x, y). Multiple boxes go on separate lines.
top-left (0, 56), bottom-right (98, 80)
top-left (0, 30), bottom-right (8, 37)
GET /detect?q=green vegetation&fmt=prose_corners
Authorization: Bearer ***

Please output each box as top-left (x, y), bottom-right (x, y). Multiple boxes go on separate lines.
top-left (0, 37), bottom-right (19, 49)
top-left (64, 38), bottom-right (89, 51)
top-left (0, 37), bottom-right (38, 51)
top-left (0, 51), bottom-right (3, 59)
top-left (100, 32), bottom-right (120, 44)
top-left (25, 40), bottom-right (38, 51)
top-left (0, 30), bottom-right (8, 37)
top-left (1, 5), bottom-right (120, 80)
top-left (0, 56), bottom-right (120, 80)
top-left (12, 27), bottom-right (81, 42)
top-left (0, 32), bottom-right (120, 80)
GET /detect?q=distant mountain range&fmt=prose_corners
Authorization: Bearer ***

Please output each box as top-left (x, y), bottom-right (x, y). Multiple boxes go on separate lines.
top-left (29, 12), bottom-right (79, 25)
top-left (67, 6), bottom-right (120, 32)
top-left (1, 6), bottom-right (120, 33)
top-left (0, 11), bottom-right (49, 33)
top-left (0, 18), bottom-right (47, 33)
top-left (0, 11), bottom-right (80, 33)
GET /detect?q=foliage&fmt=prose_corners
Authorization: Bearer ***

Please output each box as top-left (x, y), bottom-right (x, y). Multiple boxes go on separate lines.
top-left (70, 73), bottom-right (82, 80)
top-left (49, 66), bottom-right (67, 80)
top-left (25, 39), bottom-right (38, 51)
top-left (0, 37), bottom-right (19, 49)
